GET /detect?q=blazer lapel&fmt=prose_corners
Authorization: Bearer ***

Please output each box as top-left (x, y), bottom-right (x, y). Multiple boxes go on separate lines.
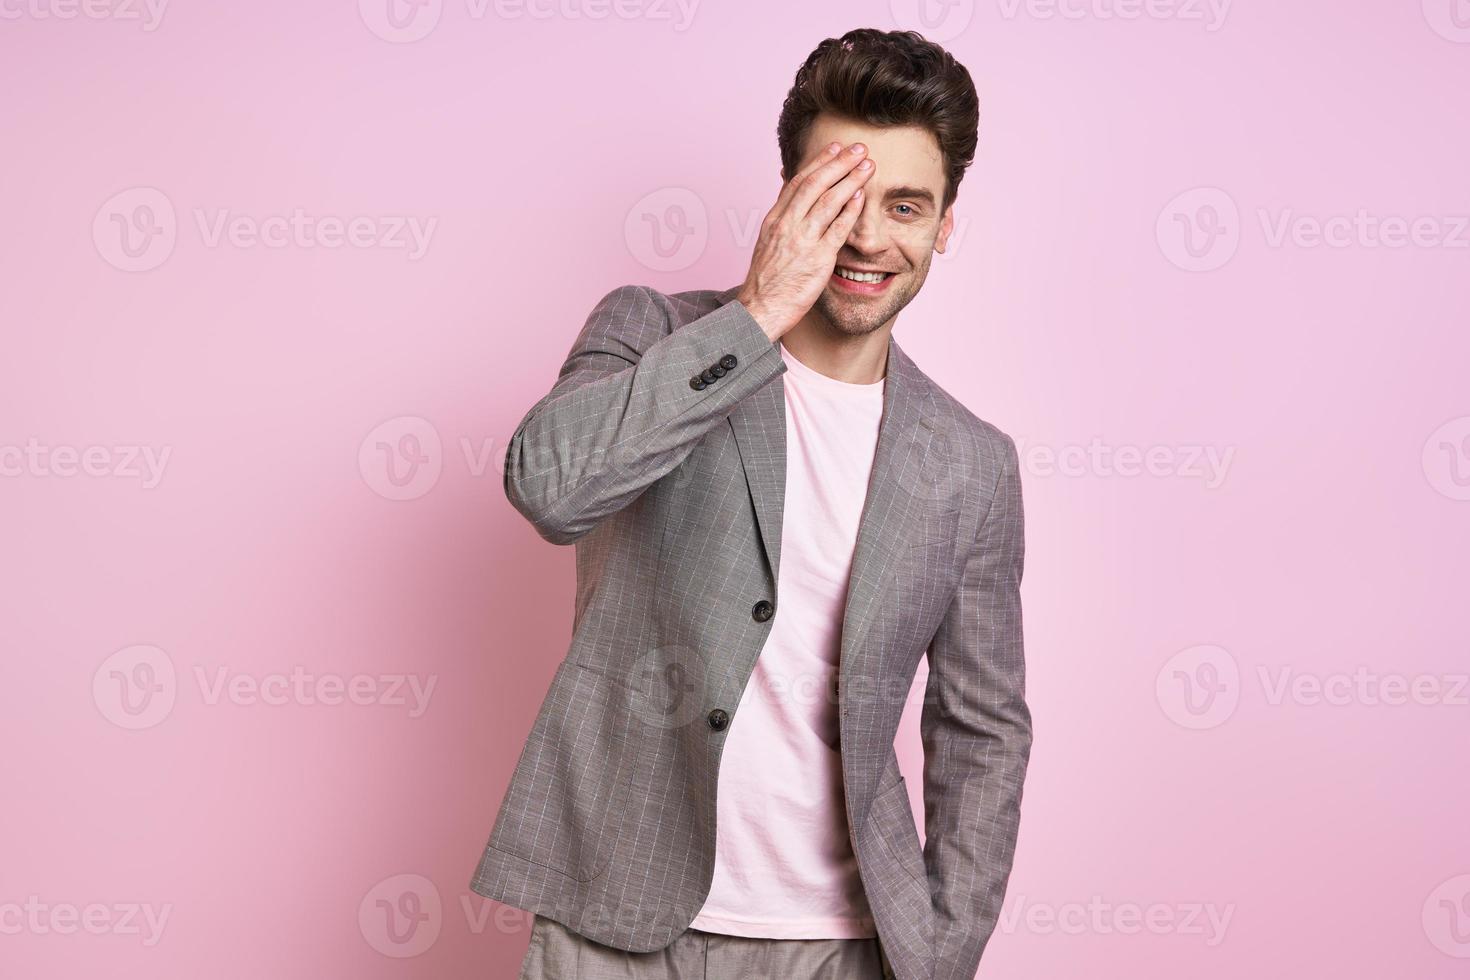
top-left (838, 338), bottom-right (939, 668)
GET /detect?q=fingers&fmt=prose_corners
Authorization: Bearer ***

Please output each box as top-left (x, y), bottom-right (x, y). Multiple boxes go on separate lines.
top-left (770, 142), bottom-right (871, 230)
top-left (806, 155), bottom-right (873, 237)
top-left (821, 184), bottom-right (865, 248)
top-left (769, 141), bottom-right (842, 219)
top-left (792, 143), bottom-right (870, 221)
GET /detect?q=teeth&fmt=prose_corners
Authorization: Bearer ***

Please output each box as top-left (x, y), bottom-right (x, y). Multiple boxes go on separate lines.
top-left (836, 268), bottom-right (888, 283)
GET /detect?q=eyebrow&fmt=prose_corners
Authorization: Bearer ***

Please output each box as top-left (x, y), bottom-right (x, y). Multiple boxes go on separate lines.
top-left (880, 185), bottom-right (937, 207)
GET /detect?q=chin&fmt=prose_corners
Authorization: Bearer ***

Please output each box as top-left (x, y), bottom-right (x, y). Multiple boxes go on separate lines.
top-left (814, 298), bottom-right (878, 337)
top-left (816, 287), bottom-right (907, 338)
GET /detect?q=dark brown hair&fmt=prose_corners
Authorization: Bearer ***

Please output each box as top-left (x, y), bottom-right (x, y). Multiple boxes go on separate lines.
top-left (776, 29), bottom-right (979, 215)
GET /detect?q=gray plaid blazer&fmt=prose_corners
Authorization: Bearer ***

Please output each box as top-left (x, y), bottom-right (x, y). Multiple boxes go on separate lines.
top-left (470, 283), bottom-right (1031, 980)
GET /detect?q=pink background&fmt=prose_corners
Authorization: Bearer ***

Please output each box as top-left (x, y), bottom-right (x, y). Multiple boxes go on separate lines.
top-left (3, 1), bottom-right (1468, 977)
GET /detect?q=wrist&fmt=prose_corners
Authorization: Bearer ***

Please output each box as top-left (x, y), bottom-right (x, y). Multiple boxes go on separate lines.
top-left (735, 292), bottom-right (786, 343)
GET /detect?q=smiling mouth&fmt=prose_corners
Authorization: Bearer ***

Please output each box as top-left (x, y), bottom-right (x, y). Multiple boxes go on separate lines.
top-left (833, 267), bottom-right (895, 283)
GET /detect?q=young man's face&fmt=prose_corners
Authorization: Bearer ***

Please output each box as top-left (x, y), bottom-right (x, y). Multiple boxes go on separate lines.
top-left (793, 113), bottom-right (957, 340)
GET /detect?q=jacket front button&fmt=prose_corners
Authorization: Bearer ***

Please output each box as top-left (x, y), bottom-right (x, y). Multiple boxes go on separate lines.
top-left (707, 708), bottom-right (730, 732)
top-left (752, 599), bottom-right (774, 622)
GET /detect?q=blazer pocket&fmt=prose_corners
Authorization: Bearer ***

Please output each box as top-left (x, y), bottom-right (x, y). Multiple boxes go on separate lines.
top-left (908, 508), bottom-right (961, 549)
top-left (868, 776), bottom-right (930, 888)
top-left (862, 775), bottom-right (938, 963)
top-left (488, 659), bottom-right (634, 882)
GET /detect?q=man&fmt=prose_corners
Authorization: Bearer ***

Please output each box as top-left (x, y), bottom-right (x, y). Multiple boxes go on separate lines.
top-left (471, 28), bottom-right (1031, 980)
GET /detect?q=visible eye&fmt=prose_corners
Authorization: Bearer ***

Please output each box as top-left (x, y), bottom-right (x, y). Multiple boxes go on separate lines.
top-left (893, 204), bottom-right (919, 219)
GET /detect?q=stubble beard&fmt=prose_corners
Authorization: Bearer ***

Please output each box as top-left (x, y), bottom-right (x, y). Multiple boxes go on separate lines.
top-left (812, 264), bottom-right (925, 339)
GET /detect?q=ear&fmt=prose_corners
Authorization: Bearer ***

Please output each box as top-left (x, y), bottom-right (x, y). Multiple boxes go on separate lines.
top-left (934, 204), bottom-right (957, 254)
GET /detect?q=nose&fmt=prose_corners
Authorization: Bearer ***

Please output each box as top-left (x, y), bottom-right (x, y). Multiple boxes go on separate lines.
top-left (845, 195), bottom-right (891, 255)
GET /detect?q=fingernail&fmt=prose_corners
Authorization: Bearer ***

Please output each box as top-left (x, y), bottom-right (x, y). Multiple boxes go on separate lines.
top-left (828, 142), bottom-right (841, 154)
top-left (850, 144), bottom-right (866, 155)
top-left (858, 159), bottom-right (872, 170)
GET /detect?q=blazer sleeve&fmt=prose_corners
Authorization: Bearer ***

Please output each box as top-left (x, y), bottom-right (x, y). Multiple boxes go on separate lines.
top-left (503, 284), bottom-right (786, 545)
top-left (919, 432), bottom-right (1032, 980)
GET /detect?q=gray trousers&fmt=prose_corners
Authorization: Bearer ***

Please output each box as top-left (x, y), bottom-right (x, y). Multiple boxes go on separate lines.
top-left (517, 914), bottom-right (898, 979)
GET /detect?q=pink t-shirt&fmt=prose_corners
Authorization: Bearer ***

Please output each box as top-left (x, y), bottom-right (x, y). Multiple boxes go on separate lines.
top-left (688, 339), bottom-right (886, 939)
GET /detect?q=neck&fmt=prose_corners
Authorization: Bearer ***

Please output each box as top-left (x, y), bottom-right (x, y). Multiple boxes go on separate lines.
top-left (779, 311), bottom-right (893, 386)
